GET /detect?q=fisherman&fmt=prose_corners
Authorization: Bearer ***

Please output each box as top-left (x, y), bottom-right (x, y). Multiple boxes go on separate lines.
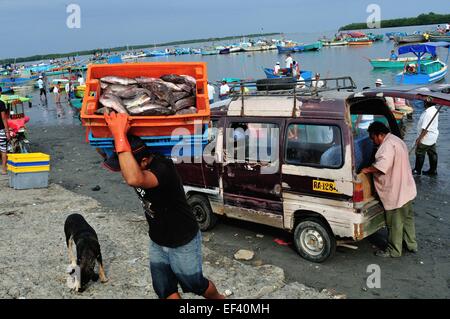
top-left (361, 121), bottom-right (418, 257)
top-left (219, 80), bottom-right (230, 100)
top-left (53, 82), bottom-right (61, 104)
top-left (413, 102), bottom-right (439, 176)
top-left (102, 113), bottom-right (224, 299)
top-left (37, 75), bottom-right (47, 103)
top-left (292, 61), bottom-right (300, 79)
top-left (273, 62), bottom-right (281, 75)
top-left (207, 81), bottom-right (215, 104)
top-left (77, 74), bottom-right (85, 86)
top-left (0, 87), bottom-right (10, 175)
top-left (285, 53), bottom-right (293, 72)
top-left (389, 49), bottom-right (398, 61)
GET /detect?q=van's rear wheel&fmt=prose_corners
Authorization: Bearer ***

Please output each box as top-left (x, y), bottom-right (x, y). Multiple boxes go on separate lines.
top-left (187, 195), bottom-right (217, 231)
top-left (293, 217), bottom-right (336, 263)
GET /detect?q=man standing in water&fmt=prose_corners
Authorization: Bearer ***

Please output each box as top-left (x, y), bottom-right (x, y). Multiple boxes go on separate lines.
top-left (102, 112), bottom-right (224, 299)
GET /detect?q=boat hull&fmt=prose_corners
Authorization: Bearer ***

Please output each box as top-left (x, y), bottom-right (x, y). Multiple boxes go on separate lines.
top-left (263, 68), bottom-right (312, 81)
top-left (370, 57), bottom-right (432, 68)
top-left (395, 62), bottom-right (447, 84)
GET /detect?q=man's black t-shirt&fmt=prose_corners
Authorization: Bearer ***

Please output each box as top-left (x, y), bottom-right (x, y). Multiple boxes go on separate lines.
top-left (134, 156), bottom-right (199, 248)
top-left (0, 101), bottom-right (6, 130)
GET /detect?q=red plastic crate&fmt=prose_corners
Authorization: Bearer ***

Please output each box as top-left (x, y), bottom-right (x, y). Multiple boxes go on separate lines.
top-left (80, 62), bottom-right (210, 138)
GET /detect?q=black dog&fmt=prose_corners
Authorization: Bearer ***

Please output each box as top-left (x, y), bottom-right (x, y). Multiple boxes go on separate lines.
top-left (64, 213), bottom-right (108, 292)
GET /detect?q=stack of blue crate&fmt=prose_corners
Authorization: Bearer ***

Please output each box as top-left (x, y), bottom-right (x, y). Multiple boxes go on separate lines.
top-left (88, 124), bottom-right (209, 157)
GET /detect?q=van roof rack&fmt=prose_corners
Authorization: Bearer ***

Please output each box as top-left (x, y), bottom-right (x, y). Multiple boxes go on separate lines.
top-left (216, 76), bottom-right (357, 117)
top-left (226, 76), bottom-right (357, 98)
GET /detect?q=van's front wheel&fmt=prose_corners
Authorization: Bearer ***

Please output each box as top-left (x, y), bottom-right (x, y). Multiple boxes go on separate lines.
top-left (187, 195), bottom-right (217, 231)
top-left (293, 218), bottom-right (336, 263)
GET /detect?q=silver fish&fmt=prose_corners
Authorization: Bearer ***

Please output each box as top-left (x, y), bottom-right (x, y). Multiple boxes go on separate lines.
top-left (135, 77), bottom-right (160, 85)
top-left (100, 82), bottom-right (109, 90)
top-left (105, 85), bottom-right (151, 99)
top-left (161, 80), bottom-right (183, 92)
top-left (128, 103), bottom-right (175, 116)
top-left (181, 75), bottom-right (196, 87)
top-left (99, 93), bottom-right (128, 114)
top-left (160, 74), bottom-right (186, 84)
top-left (176, 107), bottom-right (197, 115)
top-left (170, 91), bottom-right (191, 104)
top-left (123, 94), bottom-right (152, 109)
top-left (100, 76), bottom-right (137, 86)
top-left (174, 96), bottom-right (196, 111)
top-left (176, 83), bottom-right (192, 93)
top-left (95, 106), bottom-right (109, 115)
top-left (144, 81), bottom-right (173, 102)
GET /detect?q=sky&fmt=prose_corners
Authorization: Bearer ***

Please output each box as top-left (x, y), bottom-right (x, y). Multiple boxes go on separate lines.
top-left (0, 0), bottom-right (447, 59)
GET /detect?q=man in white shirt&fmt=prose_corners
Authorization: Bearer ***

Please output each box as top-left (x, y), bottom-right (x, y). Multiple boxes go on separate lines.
top-left (37, 76), bottom-right (47, 102)
top-left (413, 102), bottom-right (439, 176)
top-left (77, 74), bottom-right (85, 86)
top-left (207, 82), bottom-right (215, 104)
top-left (219, 80), bottom-right (230, 100)
top-left (285, 54), bottom-right (293, 70)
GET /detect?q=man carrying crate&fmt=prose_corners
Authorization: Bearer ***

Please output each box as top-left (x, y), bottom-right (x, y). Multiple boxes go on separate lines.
top-left (102, 112), bottom-right (224, 300)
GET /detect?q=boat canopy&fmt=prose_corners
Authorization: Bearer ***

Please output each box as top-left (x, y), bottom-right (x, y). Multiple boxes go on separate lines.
top-left (398, 42), bottom-right (450, 55)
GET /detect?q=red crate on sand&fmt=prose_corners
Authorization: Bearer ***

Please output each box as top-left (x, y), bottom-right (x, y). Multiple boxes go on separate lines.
top-left (80, 62), bottom-right (210, 138)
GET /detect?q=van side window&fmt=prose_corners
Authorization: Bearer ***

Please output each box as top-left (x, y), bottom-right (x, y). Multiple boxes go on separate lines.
top-left (285, 124), bottom-right (343, 168)
top-left (229, 122), bottom-right (279, 163)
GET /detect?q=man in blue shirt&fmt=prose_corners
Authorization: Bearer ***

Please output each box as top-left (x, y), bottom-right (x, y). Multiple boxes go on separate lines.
top-left (389, 50), bottom-right (398, 61)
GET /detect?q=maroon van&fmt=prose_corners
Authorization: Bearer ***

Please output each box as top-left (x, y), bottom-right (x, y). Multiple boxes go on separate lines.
top-left (174, 83), bottom-right (450, 262)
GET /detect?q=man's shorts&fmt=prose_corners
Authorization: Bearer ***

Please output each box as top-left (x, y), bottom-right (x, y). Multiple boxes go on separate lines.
top-left (0, 129), bottom-right (7, 153)
top-left (149, 231), bottom-right (209, 298)
top-left (40, 88), bottom-right (47, 96)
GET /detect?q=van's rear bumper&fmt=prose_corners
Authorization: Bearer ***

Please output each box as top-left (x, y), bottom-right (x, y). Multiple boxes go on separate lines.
top-left (353, 202), bottom-right (386, 240)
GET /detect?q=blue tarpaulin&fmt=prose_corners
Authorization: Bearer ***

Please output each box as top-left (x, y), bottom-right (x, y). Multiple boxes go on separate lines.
top-left (398, 42), bottom-right (450, 55)
top-left (107, 55), bottom-right (122, 64)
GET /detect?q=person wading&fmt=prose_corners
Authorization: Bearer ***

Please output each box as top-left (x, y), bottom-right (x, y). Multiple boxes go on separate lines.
top-left (102, 112), bottom-right (224, 299)
top-left (413, 102), bottom-right (439, 176)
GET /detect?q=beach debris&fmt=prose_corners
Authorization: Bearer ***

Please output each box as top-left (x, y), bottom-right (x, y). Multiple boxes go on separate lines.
top-left (91, 185), bottom-right (101, 191)
top-left (234, 249), bottom-right (255, 261)
top-left (273, 238), bottom-right (292, 246)
top-left (224, 289), bottom-right (233, 297)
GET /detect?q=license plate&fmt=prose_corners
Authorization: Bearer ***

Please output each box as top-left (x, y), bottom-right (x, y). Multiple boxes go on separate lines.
top-left (313, 180), bottom-right (339, 194)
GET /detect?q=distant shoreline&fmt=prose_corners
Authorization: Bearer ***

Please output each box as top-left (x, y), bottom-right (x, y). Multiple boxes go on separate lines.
top-left (339, 12), bottom-right (449, 31)
top-left (0, 32), bottom-right (281, 65)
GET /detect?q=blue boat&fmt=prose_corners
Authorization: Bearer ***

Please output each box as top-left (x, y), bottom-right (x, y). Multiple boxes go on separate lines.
top-left (276, 41), bottom-right (322, 53)
top-left (395, 42), bottom-right (449, 84)
top-left (148, 50), bottom-right (169, 57)
top-left (263, 68), bottom-right (313, 81)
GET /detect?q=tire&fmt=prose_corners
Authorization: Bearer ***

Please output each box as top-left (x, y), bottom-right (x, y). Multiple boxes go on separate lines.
top-left (293, 217), bottom-right (336, 263)
top-left (256, 78), bottom-right (296, 91)
top-left (187, 195), bottom-right (217, 231)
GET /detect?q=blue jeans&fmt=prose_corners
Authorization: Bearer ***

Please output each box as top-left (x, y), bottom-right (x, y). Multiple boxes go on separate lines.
top-left (149, 231), bottom-right (209, 298)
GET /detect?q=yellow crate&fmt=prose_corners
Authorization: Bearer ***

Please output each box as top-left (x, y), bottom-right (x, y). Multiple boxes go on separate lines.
top-left (7, 152), bottom-right (50, 163)
top-left (7, 165), bottom-right (50, 173)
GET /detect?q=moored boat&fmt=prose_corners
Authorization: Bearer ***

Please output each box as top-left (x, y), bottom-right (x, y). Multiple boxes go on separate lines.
top-left (394, 33), bottom-right (424, 44)
top-left (394, 42), bottom-right (449, 84)
top-left (263, 67), bottom-right (313, 81)
top-left (369, 56), bottom-right (433, 68)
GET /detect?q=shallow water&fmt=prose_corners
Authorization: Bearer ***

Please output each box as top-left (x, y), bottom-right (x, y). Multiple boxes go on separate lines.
top-left (15, 24), bottom-right (450, 126)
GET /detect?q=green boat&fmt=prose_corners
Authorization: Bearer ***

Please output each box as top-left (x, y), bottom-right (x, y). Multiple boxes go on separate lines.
top-left (369, 57), bottom-right (432, 68)
top-left (69, 98), bottom-right (82, 109)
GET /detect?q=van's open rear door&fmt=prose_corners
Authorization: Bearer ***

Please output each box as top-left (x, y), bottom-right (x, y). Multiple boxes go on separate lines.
top-left (348, 84), bottom-right (450, 107)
